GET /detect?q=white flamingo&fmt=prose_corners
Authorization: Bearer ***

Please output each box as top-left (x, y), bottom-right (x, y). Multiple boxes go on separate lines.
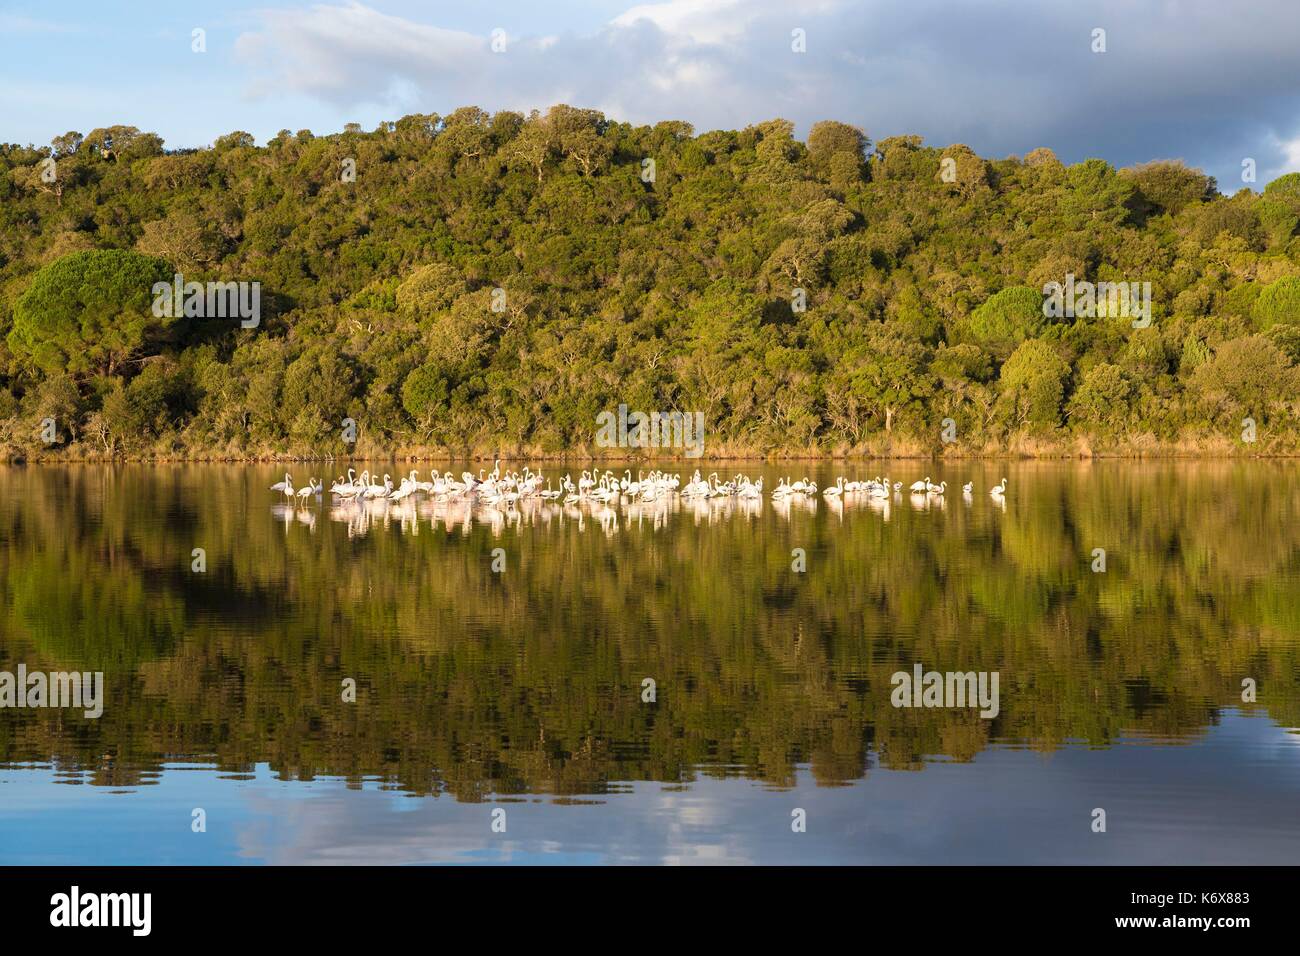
top-left (364, 473), bottom-right (392, 498)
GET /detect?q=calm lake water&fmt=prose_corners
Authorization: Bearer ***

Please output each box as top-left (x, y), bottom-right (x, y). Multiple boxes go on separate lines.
top-left (1, 461), bottom-right (1299, 865)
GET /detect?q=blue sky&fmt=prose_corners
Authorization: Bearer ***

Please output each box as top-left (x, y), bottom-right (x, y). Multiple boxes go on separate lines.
top-left (2, 0), bottom-right (1299, 188)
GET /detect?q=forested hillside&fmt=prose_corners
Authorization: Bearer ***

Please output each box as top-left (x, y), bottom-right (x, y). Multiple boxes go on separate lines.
top-left (2, 106), bottom-right (1299, 459)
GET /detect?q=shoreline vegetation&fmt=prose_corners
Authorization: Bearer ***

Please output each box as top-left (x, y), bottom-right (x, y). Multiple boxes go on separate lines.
top-left (10, 435), bottom-right (1300, 464)
top-left (3, 107), bottom-right (1300, 464)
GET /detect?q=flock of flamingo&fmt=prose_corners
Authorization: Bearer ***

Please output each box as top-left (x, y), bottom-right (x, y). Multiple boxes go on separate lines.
top-left (270, 464), bottom-right (1009, 509)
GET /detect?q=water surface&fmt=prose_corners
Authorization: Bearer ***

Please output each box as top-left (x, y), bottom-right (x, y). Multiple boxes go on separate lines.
top-left (1, 462), bottom-right (1298, 864)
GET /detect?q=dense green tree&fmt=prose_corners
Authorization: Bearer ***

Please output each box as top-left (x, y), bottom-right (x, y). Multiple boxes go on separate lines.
top-left (1252, 275), bottom-right (1300, 329)
top-left (998, 340), bottom-right (1070, 429)
top-left (1121, 160), bottom-right (1215, 217)
top-left (968, 286), bottom-right (1046, 347)
top-left (1068, 363), bottom-right (1132, 434)
top-left (8, 249), bottom-right (177, 376)
top-left (807, 120), bottom-right (868, 188)
top-left (1264, 172), bottom-right (1300, 208)
top-left (401, 363), bottom-right (450, 432)
top-left (839, 328), bottom-right (933, 434)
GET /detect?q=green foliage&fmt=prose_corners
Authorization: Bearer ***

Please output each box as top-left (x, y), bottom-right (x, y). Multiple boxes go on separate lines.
top-left (2, 108), bottom-right (1299, 457)
top-left (999, 340), bottom-right (1070, 429)
top-left (401, 363), bottom-right (450, 426)
top-left (1265, 323), bottom-right (1300, 365)
top-left (1179, 334), bottom-right (1212, 375)
top-left (1251, 275), bottom-right (1300, 330)
top-left (932, 343), bottom-right (993, 384)
top-left (125, 358), bottom-right (192, 437)
top-left (1221, 282), bottom-right (1261, 319)
top-left (836, 328), bottom-right (933, 434)
top-left (1191, 336), bottom-right (1297, 423)
top-left (396, 264), bottom-right (465, 315)
top-left (969, 286), bottom-right (1045, 345)
top-left (1024, 147), bottom-right (1062, 169)
top-left (1121, 160), bottom-right (1214, 217)
top-left (1185, 194), bottom-right (1264, 247)
top-left (1068, 363), bottom-right (1131, 434)
top-left (1256, 199), bottom-right (1299, 245)
top-left (1264, 172), bottom-right (1300, 207)
top-left (282, 346), bottom-right (357, 445)
top-left (9, 250), bottom-right (177, 376)
top-left (807, 120), bottom-right (868, 189)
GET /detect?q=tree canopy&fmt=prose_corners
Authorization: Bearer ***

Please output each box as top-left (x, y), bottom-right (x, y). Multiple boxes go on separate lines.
top-left (1, 104), bottom-right (1299, 458)
top-left (8, 249), bottom-right (177, 376)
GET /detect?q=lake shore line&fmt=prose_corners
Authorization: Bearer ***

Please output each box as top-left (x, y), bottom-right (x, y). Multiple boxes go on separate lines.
top-left (5, 434), bottom-right (1300, 464)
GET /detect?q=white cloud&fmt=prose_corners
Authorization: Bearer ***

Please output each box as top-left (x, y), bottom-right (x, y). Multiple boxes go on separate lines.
top-left (230, 0), bottom-right (1300, 188)
top-left (1265, 135), bottom-right (1300, 183)
top-left (235, 1), bottom-right (485, 100)
top-left (613, 0), bottom-right (797, 45)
